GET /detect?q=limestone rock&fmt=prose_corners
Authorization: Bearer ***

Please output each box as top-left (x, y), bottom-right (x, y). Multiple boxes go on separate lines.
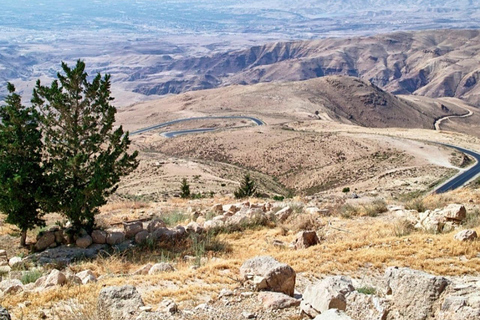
top-left (8, 257), bottom-right (22, 268)
top-left (133, 264), bottom-right (152, 276)
top-left (185, 222), bottom-right (204, 234)
top-left (275, 206), bottom-right (292, 222)
top-left (258, 291), bottom-right (300, 310)
top-left (134, 230), bottom-right (149, 244)
top-left (159, 299), bottom-right (178, 314)
top-left (106, 232), bottom-right (125, 245)
top-left (97, 285), bottom-right (144, 320)
top-left (301, 276), bottom-right (354, 318)
top-left (44, 269), bottom-right (67, 287)
top-left (292, 231), bottom-right (320, 249)
top-left (150, 227), bottom-right (175, 242)
top-left (0, 306), bottom-right (11, 320)
top-left (123, 221), bottom-right (143, 238)
top-left (314, 309), bottom-right (353, 320)
top-left (35, 232), bottom-right (55, 251)
top-left (384, 267), bottom-right (449, 320)
top-left (454, 229), bottom-right (478, 241)
top-left (76, 235), bottom-right (93, 248)
top-left (345, 291), bottom-right (390, 320)
top-left (148, 263), bottom-right (175, 275)
top-left (441, 204), bottom-right (466, 221)
top-left (240, 256), bottom-right (296, 296)
top-left (0, 279), bottom-right (24, 295)
top-left (91, 230), bottom-right (107, 244)
top-left (147, 219), bottom-right (166, 233)
top-left (204, 219), bottom-right (225, 230)
top-left (76, 270), bottom-right (97, 284)
top-left (211, 204), bottom-right (223, 213)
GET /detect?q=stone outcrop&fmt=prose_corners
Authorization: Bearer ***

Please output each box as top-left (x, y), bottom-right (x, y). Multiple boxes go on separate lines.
top-left (123, 221), bottom-right (144, 238)
top-left (275, 206), bottom-right (292, 222)
top-left (345, 291), bottom-right (390, 320)
top-left (415, 204), bottom-right (467, 233)
top-left (454, 229), bottom-right (478, 241)
top-left (35, 232), bottom-right (56, 251)
top-left (240, 256), bottom-right (296, 296)
top-left (0, 279), bottom-right (23, 295)
top-left (258, 292), bottom-right (300, 310)
top-left (91, 230), bottom-right (107, 244)
top-left (97, 285), bottom-right (144, 320)
top-left (291, 231), bottom-right (320, 249)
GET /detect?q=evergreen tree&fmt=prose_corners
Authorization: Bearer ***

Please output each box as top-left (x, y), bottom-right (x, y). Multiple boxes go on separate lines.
top-left (0, 83), bottom-right (46, 246)
top-left (32, 60), bottom-right (139, 231)
top-left (234, 173), bottom-right (257, 199)
top-left (180, 178), bottom-right (191, 199)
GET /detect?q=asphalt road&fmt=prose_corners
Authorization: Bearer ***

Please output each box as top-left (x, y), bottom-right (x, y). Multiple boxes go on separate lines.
top-left (434, 144), bottom-right (480, 193)
top-left (130, 116), bottom-right (264, 136)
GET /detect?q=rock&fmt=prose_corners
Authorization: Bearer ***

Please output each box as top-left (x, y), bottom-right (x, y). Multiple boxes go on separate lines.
top-left (76, 235), bottom-right (93, 248)
top-left (441, 204), bottom-right (466, 221)
top-left (301, 276), bottom-right (354, 317)
top-left (0, 306), bottom-right (11, 320)
top-left (150, 228), bottom-right (175, 242)
top-left (305, 206), bottom-right (321, 215)
top-left (123, 221), bottom-right (144, 238)
top-left (8, 257), bottom-right (23, 268)
top-left (454, 229), bottom-right (478, 241)
top-left (218, 289), bottom-right (234, 298)
top-left (258, 292), bottom-right (300, 310)
top-left (415, 209), bottom-right (447, 233)
top-left (0, 279), bottom-right (23, 295)
top-left (159, 299), bottom-right (177, 313)
top-left (242, 311), bottom-right (256, 319)
top-left (147, 219), bottom-right (167, 233)
top-left (35, 232), bottom-right (56, 251)
top-left (345, 291), bottom-right (390, 320)
top-left (34, 276), bottom-right (46, 288)
top-left (223, 204), bottom-right (239, 214)
top-left (0, 250), bottom-right (7, 266)
top-left (106, 232), bottom-right (125, 245)
top-left (134, 230), bottom-right (149, 244)
top-left (211, 204), bottom-right (224, 213)
top-left (384, 267), bottom-right (449, 320)
top-left (292, 231), bottom-right (320, 249)
top-left (66, 273), bottom-right (82, 285)
top-left (185, 222), bottom-right (204, 234)
top-left (148, 263), bottom-right (175, 275)
top-left (436, 289), bottom-right (480, 320)
top-left (133, 264), bottom-right (152, 276)
top-left (240, 256), bottom-right (296, 296)
top-left (76, 270), bottom-right (97, 284)
top-left (54, 229), bottom-right (65, 244)
top-left (314, 309), bottom-right (353, 320)
top-left (226, 214), bottom-right (249, 227)
top-left (204, 219), bottom-right (225, 230)
top-left (91, 230), bottom-right (107, 244)
top-left (275, 206), bottom-right (293, 222)
top-left (98, 285), bottom-right (144, 320)
top-left (44, 269), bottom-right (67, 287)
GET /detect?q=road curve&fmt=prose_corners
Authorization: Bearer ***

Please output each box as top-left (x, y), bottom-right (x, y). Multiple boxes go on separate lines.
top-left (130, 116), bottom-right (265, 137)
top-left (434, 109), bottom-right (473, 131)
top-left (433, 144), bottom-right (480, 193)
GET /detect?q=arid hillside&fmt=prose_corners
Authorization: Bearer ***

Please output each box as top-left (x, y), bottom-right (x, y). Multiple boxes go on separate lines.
top-left (132, 29), bottom-right (480, 107)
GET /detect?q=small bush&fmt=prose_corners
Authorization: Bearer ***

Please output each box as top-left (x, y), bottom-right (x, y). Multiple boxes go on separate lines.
top-left (234, 173), bottom-right (257, 199)
top-left (364, 199), bottom-right (388, 217)
top-left (356, 286), bottom-right (376, 295)
top-left (342, 187), bottom-right (350, 193)
top-left (405, 198), bottom-right (426, 212)
top-left (464, 208), bottom-right (480, 228)
top-left (392, 219), bottom-right (415, 237)
top-left (180, 178), bottom-right (191, 199)
top-left (162, 211), bottom-right (189, 227)
top-left (21, 269), bottom-right (43, 284)
top-left (340, 204), bottom-right (360, 219)
top-left (273, 195), bottom-right (285, 201)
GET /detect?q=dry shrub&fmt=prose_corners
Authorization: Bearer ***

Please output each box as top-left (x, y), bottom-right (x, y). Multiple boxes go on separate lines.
top-left (392, 219), bottom-right (416, 237)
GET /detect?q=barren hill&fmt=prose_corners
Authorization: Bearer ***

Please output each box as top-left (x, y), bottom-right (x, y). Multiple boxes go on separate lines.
top-left (132, 29), bottom-right (480, 106)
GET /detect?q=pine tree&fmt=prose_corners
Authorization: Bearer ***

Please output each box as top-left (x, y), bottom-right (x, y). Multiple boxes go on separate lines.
top-left (0, 83), bottom-right (46, 246)
top-left (32, 60), bottom-right (139, 231)
top-left (180, 178), bottom-right (191, 199)
top-left (234, 173), bottom-right (257, 199)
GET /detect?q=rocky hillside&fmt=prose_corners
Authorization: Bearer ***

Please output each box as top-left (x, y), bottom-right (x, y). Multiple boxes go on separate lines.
top-left (133, 29), bottom-right (480, 106)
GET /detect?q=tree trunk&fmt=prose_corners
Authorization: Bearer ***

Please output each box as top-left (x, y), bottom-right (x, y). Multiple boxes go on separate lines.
top-left (20, 229), bottom-right (27, 247)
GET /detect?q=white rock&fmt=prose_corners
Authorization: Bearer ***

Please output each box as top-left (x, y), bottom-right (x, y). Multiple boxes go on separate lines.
top-left (0, 279), bottom-right (24, 295)
top-left (148, 263), bottom-right (175, 275)
top-left (454, 229), bottom-right (478, 241)
top-left (8, 257), bottom-right (23, 268)
top-left (44, 269), bottom-right (67, 288)
top-left (97, 285), bottom-right (144, 320)
top-left (76, 270), bottom-right (97, 284)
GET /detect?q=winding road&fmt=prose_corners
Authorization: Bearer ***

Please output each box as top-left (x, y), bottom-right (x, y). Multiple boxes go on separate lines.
top-left (434, 108), bottom-right (473, 131)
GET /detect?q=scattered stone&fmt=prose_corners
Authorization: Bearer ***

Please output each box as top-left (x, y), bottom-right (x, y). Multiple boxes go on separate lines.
top-left (35, 232), bottom-right (56, 251)
top-left (442, 204), bottom-right (466, 221)
top-left (385, 267), bottom-right (449, 320)
top-left (66, 273), bottom-right (82, 285)
top-left (185, 222), bottom-right (204, 234)
top-left (272, 240), bottom-right (286, 248)
top-left (123, 221), bottom-right (144, 238)
top-left (148, 263), bottom-right (175, 275)
top-left (133, 264), bottom-right (152, 276)
top-left (76, 270), bottom-right (97, 284)
top-left (44, 269), bottom-right (67, 288)
top-left (8, 257), bottom-right (22, 268)
top-left (301, 276), bottom-right (354, 318)
top-left (159, 299), bottom-right (178, 314)
top-left (218, 289), bottom-right (234, 298)
top-left (76, 235), bottom-right (93, 248)
top-left (258, 291), bottom-right (300, 310)
top-left (292, 231), bottom-right (320, 249)
top-left (106, 232), bottom-right (125, 245)
top-left (240, 256), bottom-right (296, 296)
top-left (139, 306), bottom-right (152, 312)
top-left (97, 285), bottom-right (144, 320)
top-left (0, 279), bottom-right (24, 295)
top-left (242, 311), bottom-right (256, 319)
top-left (454, 229), bottom-right (478, 241)
top-left (134, 230), bottom-right (149, 244)
top-left (150, 227), bottom-right (174, 242)
top-left (275, 206), bottom-right (292, 222)
top-left (313, 309), bottom-right (353, 320)
top-left (91, 230), bottom-right (107, 244)
top-left (0, 306), bottom-right (11, 320)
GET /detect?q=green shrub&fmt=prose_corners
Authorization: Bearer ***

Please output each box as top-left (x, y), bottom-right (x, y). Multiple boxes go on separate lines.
top-left (273, 195), bottom-right (285, 201)
top-left (342, 187), bottom-right (350, 193)
top-left (356, 286), bottom-right (376, 295)
top-left (21, 269), bottom-right (43, 284)
top-left (162, 211), bottom-right (189, 227)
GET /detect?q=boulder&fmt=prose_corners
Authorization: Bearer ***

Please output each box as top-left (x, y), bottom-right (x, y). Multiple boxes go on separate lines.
top-left (147, 219), bottom-right (166, 233)
top-left (240, 256), bottom-right (296, 296)
top-left (106, 232), bottom-right (125, 245)
top-left (123, 221), bottom-right (143, 238)
top-left (300, 276), bottom-right (354, 318)
top-left (76, 270), bottom-right (97, 284)
top-left (0, 306), bottom-right (11, 320)
top-left (91, 230), bottom-right (107, 244)
top-left (76, 235), bottom-right (93, 248)
top-left (159, 299), bottom-right (178, 314)
top-left (313, 309), bottom-right (353, 320)
top-left (211, 204), bottom-right (224, 213)
top-left (436, 289), bottom-right (480, 320)
top-left (275, 206), bottom-right (293, 222)
top-left (97, 285), bottom-right (144, 320)
top-left (415, 209), bottom-right (447, 233)
top-left (185, 222), bottom-right (204, 234)
top-left (0, 279), bottom-right (23, 295)
top-left (204, 219), bottom-right (225, 231)
top-left (148, 263), bottom-right (175, 275)
top-left (54, 229), bottom-right (65, 244)
top-left (35, 232), bottom-right (56, 251)
top-left (292, 231), bottom-right (320, 249)
top-left (258, 292), bottom-right (300, 310)
top-left (150, 228), bottom-right (175, 242)
top-left (345, 291), bottom-right (390, 320)
top-left (135, 230), bottom-right (149, 244)
top-left (441, 204), bottom-right (466, 221)
top-left (44, 269), bottom-right (67, 287)
top-left (454, 229), bottom-right (478, 241)
top-left (384, 267), bottom-right (449, 320)
top-left (8, 257), bottom-right (23, 268)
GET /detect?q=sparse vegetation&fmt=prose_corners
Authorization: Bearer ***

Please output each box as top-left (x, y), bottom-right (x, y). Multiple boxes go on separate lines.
top-left (364, 199), bottom-right (388, 217)
top-left (356, 286), bottom-right (377, 295)
top-left (463, 208), bottom-right (480, 228)
top-left (180, 178), bottom-right (191, 199)
top-left (392, 219), bottom-right (415, 237)
top-left (340, 203), bottom-right (360, 219)
top-left (273, 195), bottom-right (285, 201)
top-left (21, 269), bottom-right (43, 285)
top-left (234, 173), bottom-right (257, 199)
top-left (342, 187), bottom-right (350, 193)
top-left (162, 211), bottom-right (189, 227)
